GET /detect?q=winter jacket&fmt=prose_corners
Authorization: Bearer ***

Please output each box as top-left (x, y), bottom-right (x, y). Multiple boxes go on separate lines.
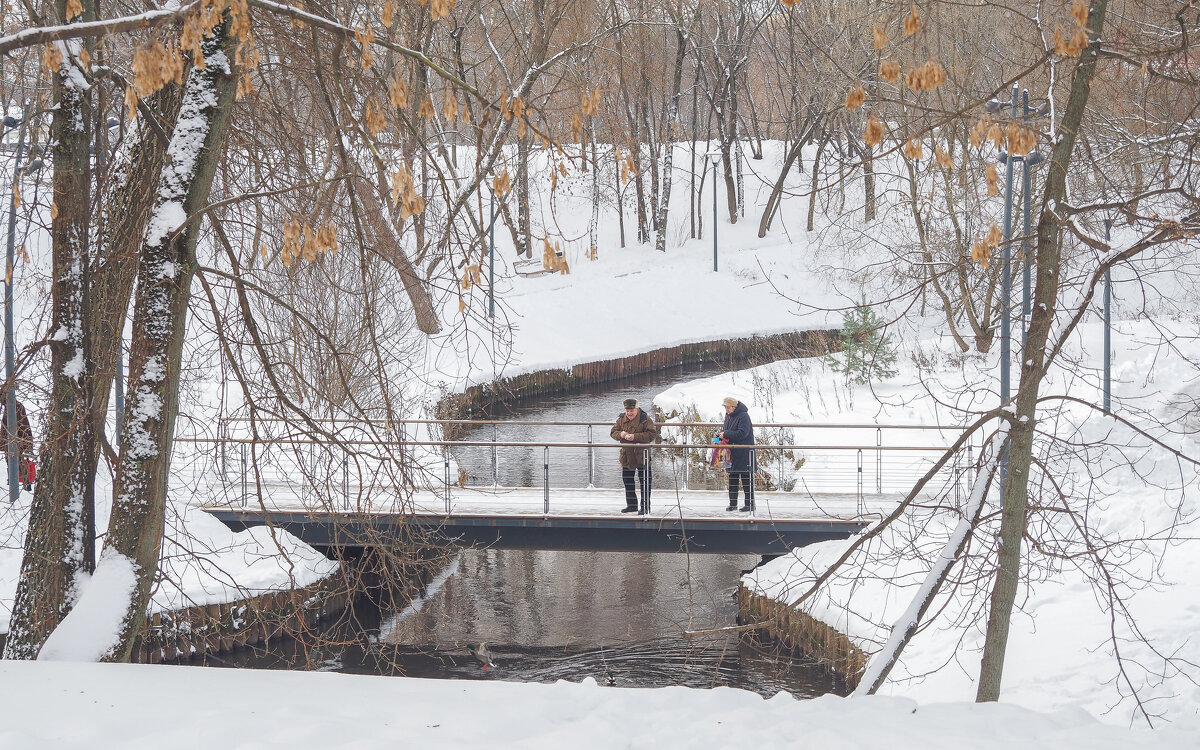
top-left (610, 409), bottom-right (658, 468)
top-left (721, 401), bottom-right (755, 472)
top-left (0, 401), bottom-right (33, 459)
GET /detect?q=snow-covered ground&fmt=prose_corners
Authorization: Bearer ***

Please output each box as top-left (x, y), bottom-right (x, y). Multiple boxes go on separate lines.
top-left (0, 659), bottom-right (1192, 750)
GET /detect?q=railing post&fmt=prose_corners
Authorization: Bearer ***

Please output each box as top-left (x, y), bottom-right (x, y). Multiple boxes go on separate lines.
top-left (856, 448), bottom-right (864, 516)
top-left (875, 426), bottom-right (882, 494)
top-left (777, 449), bottom-right (783, 493)
top-left (587, 424), bottom-right (594, 488)
top-left (240, 442), bottom-right (247, 508)
top-left (343, 456), bottom-right (349, 510)
top-left (641, 447), bottom-right (651, 515)
top-left (399, 423), bottom-right (407, 481)
top-left (953, 451), bottom-right (961, 509)
top-left (748, 448), bottom-right (756, 514)
top-left (219, 420), bottom-right (226, 478)
top-left (968, 441), bottom-right (975, 490)
top-left (444, 445), bottom-right (451, 513)
top-left (543, 446), bottom-right (550, 514)
top-left (492, 423), bottom-right (499, 488)
top-left (683, 426), bottom-right (689, 491)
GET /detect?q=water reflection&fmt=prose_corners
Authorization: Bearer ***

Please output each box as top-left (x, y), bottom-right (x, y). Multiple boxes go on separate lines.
top-left (453, 366), bottom-right (718, 491)
top-left (367, 548), bottom-right (842, 697)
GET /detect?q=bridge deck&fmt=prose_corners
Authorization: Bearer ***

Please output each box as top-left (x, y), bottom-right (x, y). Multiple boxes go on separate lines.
top-left (201, 486), bottom-right (894, 555)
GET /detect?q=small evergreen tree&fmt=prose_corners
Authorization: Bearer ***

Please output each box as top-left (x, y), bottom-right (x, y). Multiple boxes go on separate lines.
top-left (827, 298), bottom-right (899, 385)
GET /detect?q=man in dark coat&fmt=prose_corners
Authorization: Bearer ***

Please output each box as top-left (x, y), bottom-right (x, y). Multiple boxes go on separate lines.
top-left (610, 398), bottom-right (657, 513)
top-left (1, 400), bottom-right (35, 490)
top-left (718, 397), bottom-right (755, 511)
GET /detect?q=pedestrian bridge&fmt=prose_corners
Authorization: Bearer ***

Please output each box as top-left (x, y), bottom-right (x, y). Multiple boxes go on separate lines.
top-left (205, 488), bottom-right (874, 556)
top-left (194, 418), bottom-right (972, 557)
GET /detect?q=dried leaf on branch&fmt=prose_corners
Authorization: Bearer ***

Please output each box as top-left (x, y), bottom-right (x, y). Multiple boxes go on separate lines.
top-left (905, 60), bottom-right (946, 92)
top-left (969, 118), bottom-right (989, 148)
top-left (846, 83), bottom-right (866, 110)
top-left (880, 58), bottom-right (901, 84)
top-left (354, 26), bottom-right (375, 69)
top-left (873, 25), bottom-right (888, 50)
top-left (131, 41), bottom-right (185, 97)
top-left (864, 116), bottom-right (884, 147)
top-left (389, 75), bottom-right (408, 108)
top-left (903, 4), bottom-right (921, 36)
top-left (985, 163), bottom-right (1000, 195)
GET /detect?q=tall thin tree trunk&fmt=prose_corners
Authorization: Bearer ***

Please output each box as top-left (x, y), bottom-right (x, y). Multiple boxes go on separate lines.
top-left (758, 120), bottom-right (816, 238)
top-left (101, 23), bottom-right (238, 663)
top-left (589, 139), bottom-right (599, 258)
top-left (5, 0), bottom-right (94, 660)
top-left (864, 141), bottom-right (876, 222)
top-left (654, 27), bottom-right (687, 254)
top-left (614, 148), bottom-right (625, 248)
top-left (689, 76), bottom-right (698, 240)
top-left (976, 0), bottom-right (1108, 702)
top-left (517, 131), bottom-right (531, 257)
top-left (807, 134), bottom-right (826, 232)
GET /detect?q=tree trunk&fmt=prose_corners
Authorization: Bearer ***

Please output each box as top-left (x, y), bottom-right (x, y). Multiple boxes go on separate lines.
top-left (758, 120), bottom-right (817, 238)
top-left (807, 133), bottom-right (825, 232)
top-left (517, 131), bottom-right (532, 257)
top-left (82, 85), bottom-right (184, 571)
top-left (101, 23), bottom-right (238, 663)
top-left (976, 0), bottom-right (1108, 702)
top-left (589, 140), bottom-right (599, 259)
top-left (864, 142), bottom-right (876, 223)
top-left (614, 147), bottom-right (625, 248)
top-left (654, 27), bottom-right (687, 254)
top-left (355, 176), bottom-right (441, 335)
top-left (5, 0), bottom-right (94, 660)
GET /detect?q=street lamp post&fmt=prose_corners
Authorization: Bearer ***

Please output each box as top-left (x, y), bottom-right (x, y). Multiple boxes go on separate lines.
top-left (4, 109), bottom-right (28, 503)
top-left (488, 189), bottom-right (495, 319)
top-left (987, 85), bottom-right (1048, 400)
top-left (707, 151), bottom-right (721, 272)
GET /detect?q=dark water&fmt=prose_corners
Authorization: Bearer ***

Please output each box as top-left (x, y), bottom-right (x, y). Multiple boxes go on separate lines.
top-left (203, 365), bottom-right (845, 698)
top-left (205, 548), bottom-right (843, 697)
top-left (452, 364), bottom-right (720, 491)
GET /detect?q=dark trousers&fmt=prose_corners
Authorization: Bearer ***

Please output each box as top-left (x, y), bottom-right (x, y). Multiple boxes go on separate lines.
top-left (622, 466), bottom-right (650, 507)
top-left (728, 471), bottom-right (754, 506)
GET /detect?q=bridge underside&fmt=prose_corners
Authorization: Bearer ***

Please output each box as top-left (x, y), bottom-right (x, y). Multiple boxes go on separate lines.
top-left (207, 509), bottom-right (866, 555)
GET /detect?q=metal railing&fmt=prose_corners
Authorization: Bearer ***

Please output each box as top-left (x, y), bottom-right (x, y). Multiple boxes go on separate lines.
top-left (183, 418), bottom-right (977, 517)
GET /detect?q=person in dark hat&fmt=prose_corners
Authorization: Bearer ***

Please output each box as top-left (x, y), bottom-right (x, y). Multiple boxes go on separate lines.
top-left (718, 396), bottom-right (755, 511)
top-left (610, 398), bottom-right (657, 513)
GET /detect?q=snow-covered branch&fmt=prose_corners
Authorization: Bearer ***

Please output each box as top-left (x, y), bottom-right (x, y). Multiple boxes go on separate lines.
top-left (0, 3), bottom-right (199, 56)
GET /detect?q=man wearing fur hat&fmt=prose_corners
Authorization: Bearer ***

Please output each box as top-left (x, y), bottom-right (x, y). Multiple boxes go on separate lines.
top-left (610, 398), bottom-right (658, 513)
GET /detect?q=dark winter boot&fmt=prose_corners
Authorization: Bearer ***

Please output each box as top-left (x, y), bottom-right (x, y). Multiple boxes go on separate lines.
top-left (621, 505), bottom-right (638, 513)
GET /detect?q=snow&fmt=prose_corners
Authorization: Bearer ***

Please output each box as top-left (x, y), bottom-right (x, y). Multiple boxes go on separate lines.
top-left (0, 660), bottom-right (1190, 750)
top-left (37, 550), bottom-right (137, 662)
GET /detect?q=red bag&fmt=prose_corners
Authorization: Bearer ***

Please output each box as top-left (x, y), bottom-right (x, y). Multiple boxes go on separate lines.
top-left (709, 438), bottom-right (731, 470)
